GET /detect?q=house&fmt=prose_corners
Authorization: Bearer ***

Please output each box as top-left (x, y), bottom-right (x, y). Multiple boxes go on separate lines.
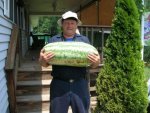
top-left (0, 0), bottom-right (115, 113)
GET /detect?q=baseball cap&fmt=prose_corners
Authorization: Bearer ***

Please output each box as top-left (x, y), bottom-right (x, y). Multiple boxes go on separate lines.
top-left (57, 11), bottom-right (82, 26)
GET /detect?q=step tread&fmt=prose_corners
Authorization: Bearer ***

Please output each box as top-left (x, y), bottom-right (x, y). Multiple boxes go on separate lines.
top-left (16, 86), bottom-right (50, 96)
top-left (17, 102), bottom-right (73, 113)
top-left (17, 72), bottom-right (52, 81)
top-left (17, 94), bottom-right (50, 102)
top-left (90, 86), bottom-right (96, 91)
top-left (17, 80), bottom-right (52, 86)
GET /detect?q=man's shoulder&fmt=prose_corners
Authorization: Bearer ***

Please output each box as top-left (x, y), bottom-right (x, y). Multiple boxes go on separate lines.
top-left (51, 34), bottom-right (61, 39)
top-left (76, 34), bottom-right (87, 38)
top-left (49, 34), bottom-right (62, 43)
top-left (75, 34), bottom-right (90, 44)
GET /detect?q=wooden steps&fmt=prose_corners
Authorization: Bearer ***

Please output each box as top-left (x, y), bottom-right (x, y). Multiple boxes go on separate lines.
top-left (17, 102), bottom-right (50, 113)
top-left (16, 63), bottom-right (100, 113)
top-left (17, 80), bottom-right (52, 86)
top-left (16, 70), bottom-right (51, 113)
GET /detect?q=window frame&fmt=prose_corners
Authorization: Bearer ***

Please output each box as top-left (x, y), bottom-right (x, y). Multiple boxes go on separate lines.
top-left (4, 0), bottom-right (10, 18)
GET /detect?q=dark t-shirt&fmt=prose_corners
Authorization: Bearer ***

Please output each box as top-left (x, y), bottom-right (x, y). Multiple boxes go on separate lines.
top-left (49, 33), bottom-right (90, 80)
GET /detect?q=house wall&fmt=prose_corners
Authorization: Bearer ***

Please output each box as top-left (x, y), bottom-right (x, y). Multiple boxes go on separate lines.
top-left (80, 2), bottom-right (98, 25)
top-left (99, 0), bottom-right (116, 26)
top-left (78, 0), bottom-right (115, 26)
top-left (0, 0), bottom-right (13, 113)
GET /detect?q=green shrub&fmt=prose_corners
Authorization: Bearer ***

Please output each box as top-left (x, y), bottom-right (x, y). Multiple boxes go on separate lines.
top-left (94, 0), bottom-right (148, 113)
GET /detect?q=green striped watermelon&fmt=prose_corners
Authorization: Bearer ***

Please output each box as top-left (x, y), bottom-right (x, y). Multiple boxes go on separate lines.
top-left (43, 42), bottom-right (98, 67)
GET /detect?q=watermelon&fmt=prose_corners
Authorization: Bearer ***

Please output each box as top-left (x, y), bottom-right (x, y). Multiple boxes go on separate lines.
top-left (43, 42), bottom-right (98, 67)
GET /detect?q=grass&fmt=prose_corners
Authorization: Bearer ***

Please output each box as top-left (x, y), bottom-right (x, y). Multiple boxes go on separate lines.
top-left (144, 65), bottom-right (150, 81)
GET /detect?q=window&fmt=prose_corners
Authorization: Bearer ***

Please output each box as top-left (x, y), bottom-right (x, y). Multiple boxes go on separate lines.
top-left (4, 0), bottom-right (10, 18)
top-left (10, 0), bottom-right (14, 21)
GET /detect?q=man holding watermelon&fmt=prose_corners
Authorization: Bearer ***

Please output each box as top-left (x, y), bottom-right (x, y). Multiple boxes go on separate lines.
top-left (39, 11), bottom-right (100, 113)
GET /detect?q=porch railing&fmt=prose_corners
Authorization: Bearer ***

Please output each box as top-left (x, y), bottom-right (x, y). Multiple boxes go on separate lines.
top-left (78, 25), bottom-right (112, 63)
top-left (5, 24), bottom-right (19, 113)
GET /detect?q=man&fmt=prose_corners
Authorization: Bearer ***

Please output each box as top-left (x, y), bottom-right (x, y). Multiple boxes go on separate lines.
top-left (39, 11), bottom-right (100, 113)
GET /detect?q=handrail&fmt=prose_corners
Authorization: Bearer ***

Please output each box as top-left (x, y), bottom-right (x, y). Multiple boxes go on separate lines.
top-left (5, 24), bottom-right (19, 113)
top-left (78, 25), bottom-right (112, 28)
top-left (5, 25), bottom-right (19, 69)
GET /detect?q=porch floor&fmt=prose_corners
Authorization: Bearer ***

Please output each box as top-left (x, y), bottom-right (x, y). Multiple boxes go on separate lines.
top-left (19, 49), bottom-right (52, 71)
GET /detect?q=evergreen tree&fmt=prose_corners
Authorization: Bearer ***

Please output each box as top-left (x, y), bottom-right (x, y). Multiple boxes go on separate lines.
top-left (95, 0), bottom-right (148, 113)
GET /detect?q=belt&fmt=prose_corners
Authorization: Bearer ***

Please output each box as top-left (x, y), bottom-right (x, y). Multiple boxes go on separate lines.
top-left (53, 77), bottom-right (83, 83)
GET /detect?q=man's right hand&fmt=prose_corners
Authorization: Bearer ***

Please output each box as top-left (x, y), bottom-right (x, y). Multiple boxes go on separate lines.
top-left (39, 49), bottom-right (55, 67)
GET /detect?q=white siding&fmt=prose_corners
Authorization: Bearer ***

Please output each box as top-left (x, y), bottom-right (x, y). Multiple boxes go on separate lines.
top-left (0, 69), bottom-right (5, 82)
top-left (0, 0), bottom-right (13, 113)
top-left (0, 42), bottom-right (9, 51)
top-left (0, 25), bottom-right (12, 34)
top-left (0, 50), bottom-right (7, 61)
top-left (0, 17), bottom-right (12, 29)
top-left (0, 34), bottom-right (10, 42)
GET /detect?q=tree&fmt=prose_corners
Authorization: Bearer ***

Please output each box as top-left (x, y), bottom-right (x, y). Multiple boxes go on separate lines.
top-left (33, 16), bottom-right (60, 35)
top-left (95, 0), bottom-right (148, 113)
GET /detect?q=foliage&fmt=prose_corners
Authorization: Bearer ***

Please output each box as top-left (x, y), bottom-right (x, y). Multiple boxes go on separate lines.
top-left (95, 0), bottom-right (148, 113)
top-left (33, 16), bottom-right (61, 35)
top-left (134, 0), bottom-right (144, 16)
top-left (144, 0), bottom-right (150, 11)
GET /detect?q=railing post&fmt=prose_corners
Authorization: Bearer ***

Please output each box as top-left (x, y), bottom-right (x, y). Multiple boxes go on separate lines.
top-left (5, 70), bottom-right (17, 113)
top-left (5, 24), bottom-right (19, 113)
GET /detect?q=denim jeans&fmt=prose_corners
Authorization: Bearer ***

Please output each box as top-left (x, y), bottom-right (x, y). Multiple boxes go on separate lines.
top-left (50, 78), bottom-right (90, 113)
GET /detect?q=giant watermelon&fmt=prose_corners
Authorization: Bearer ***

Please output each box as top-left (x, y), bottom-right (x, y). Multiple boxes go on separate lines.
top-left (43, 42), bottom-right (98, 67)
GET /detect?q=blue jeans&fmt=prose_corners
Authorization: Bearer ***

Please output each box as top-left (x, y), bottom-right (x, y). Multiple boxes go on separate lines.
top-left (50, 78), bottom-right (90, 113)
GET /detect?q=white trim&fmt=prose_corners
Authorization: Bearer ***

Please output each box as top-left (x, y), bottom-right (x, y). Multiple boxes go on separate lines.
top-left (141, 0), bottom-right (145, 60)
top-left (4, 0), bottom-right (10, 18)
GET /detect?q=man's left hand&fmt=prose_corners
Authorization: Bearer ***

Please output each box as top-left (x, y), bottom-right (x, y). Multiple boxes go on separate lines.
top-left (88, 53), bottom-right (100, 68)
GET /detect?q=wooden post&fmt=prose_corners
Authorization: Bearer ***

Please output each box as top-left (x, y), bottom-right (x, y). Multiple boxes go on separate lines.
top-left (6, 70), bottom-right (17, 113)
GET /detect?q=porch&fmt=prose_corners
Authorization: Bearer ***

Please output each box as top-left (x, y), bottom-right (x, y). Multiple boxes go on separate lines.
top-left (5, 20), bottom-right (111, 112)
top-left (3, 0), bottom-right (115, 113)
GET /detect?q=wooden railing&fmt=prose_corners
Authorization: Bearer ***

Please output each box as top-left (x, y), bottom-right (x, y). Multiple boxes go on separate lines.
top-left (78, 25), bottom-right (111, 63)
top-left (5, 24), bottom-right (19, 113)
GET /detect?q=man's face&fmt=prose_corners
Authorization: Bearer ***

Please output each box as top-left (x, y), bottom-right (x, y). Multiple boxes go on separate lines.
top-left (62, 19), bottom-right (78, 36)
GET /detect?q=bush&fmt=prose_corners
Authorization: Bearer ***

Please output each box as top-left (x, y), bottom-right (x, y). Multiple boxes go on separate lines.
top-left (94, 0), bottom-right (148, 113)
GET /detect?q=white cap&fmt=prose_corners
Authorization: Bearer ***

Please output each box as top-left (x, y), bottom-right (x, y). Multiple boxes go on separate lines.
top-left (57, 11), bottom-right (82, 26)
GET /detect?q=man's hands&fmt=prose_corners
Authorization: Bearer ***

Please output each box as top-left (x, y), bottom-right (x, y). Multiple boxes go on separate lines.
top-left (39, 49), bottom-right (55, 67)
top-left (88, 53), bottom-right (100, 68)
